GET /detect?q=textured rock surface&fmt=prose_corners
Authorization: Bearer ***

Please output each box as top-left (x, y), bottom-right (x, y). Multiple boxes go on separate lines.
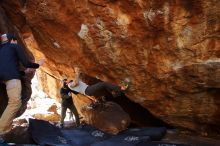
top-left (2, 126), bottom-right (35, 144)
top-left (32, 104), bottom-right (60, 122)
top-left (0, 0), bottom-right (220, 136)
top-left (74, 94), bottom-right (131, 134)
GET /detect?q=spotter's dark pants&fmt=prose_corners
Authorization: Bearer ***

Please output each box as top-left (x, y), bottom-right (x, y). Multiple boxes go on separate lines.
top-left (60, 103), bottom-right (80, 126)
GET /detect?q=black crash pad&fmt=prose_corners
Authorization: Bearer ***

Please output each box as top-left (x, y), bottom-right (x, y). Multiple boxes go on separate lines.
top-left (29, 119), bottom-right (71, 146)
top-left (91, 135), bottom-right (150, 146)
top-left (61, 125), bottom-right (112, 146)
top-left (28, 119), bottom-right (187, 146)
top-left (121, 127), bottom-right (167, 141)
top-left (137, 141), bottom-right (190, 146)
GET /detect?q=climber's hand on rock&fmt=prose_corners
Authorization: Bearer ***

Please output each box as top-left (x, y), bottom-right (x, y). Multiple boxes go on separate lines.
top-left (38, 59), bottom-right (45, 66)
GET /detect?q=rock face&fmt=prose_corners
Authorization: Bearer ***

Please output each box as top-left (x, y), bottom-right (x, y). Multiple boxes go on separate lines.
top-left (0, 0), bottom-right (220, 136)
top-left (74, 94), bottom-right (131, 134)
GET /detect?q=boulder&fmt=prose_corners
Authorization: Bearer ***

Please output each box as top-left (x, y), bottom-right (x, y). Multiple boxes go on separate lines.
top-left (1, 0), bottom-right (220, 136)
top-left (74, 94), bottom-right (131, 134)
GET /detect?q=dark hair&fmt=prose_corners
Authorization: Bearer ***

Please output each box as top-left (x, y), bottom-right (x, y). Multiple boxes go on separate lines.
top-left (62, 79), bottom-right (68, 87)
top-left (6, 33), bottom-right (17, 42)
top-left (63, 79), bottom-right (67, 82)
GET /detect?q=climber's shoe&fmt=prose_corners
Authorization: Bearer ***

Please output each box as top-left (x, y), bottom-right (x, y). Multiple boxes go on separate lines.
top-left (120, 78), bottom-right (131, 91)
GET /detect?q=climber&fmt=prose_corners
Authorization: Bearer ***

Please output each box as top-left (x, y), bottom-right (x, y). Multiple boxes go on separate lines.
top-left (0, 33), bottom-right (45, 136)
top-left (68, 67), bottom-right (130, 100)
top-left (60, 79), bottom-right (80, 128)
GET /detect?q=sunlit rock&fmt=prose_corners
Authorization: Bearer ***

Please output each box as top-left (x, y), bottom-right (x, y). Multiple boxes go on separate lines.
top-left (0, 0), bottom-right (220, 136)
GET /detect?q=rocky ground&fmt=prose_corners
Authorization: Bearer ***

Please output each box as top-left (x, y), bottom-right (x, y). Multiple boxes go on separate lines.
top-left (1, 0), bottom-right (219, 135)
top-left (1, 95), bottom-right (219, 146)
top-left (163, 130), bottom-right (220, 146)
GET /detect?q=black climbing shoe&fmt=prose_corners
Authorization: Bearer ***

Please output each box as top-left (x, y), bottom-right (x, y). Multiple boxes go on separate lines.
top-left (60, 123), bottom-right (64, 129)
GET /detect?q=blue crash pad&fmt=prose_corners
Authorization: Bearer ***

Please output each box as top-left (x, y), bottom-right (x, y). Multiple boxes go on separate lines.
top-left (61, 125), bottom-right (112, 146)
top-left (121, 127), bottom-right (166, 141)
top-left (29, 119), bottom-right (187, 146)
top-left (29, 119), bottom-right (71, 146)
top-left (91, 135), bottom-right (150, 146)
